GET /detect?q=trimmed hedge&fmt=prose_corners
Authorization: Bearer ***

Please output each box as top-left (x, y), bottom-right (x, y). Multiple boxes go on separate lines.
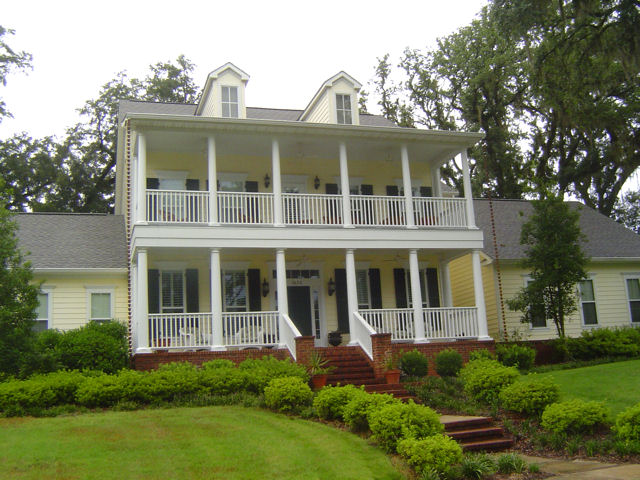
top-left (313, 384), bottom-right (364, 421)
top-left (499, 376), bottom-right (560, 415)
top-left (564, 327), bottom-right (640, 360)
top-left (435, 349), bottom-right (463, 377)
top-left (541, 399), bottom-right (609, 434)
top-left (397, 435), bottom-right (463, 476)
top-left (343, 392), bottom-right (398, 432)
top-left (496, 344), bottom-right (536, 371)
top-left (264, 376), bottom-right (313, 413)
top-left (459, 359), bottom-right (519, 404)
top-left (400, 349), bottom-right (429, 377)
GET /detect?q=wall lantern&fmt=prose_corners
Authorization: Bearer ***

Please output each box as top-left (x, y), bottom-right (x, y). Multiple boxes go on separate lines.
top-left (262, 278), bottom-right (270, 297)
top-left (328, 277), bottom-right (336, 296)
top-left (264, 174), bottom-right (271, 188)
top-left (313, 175), bottom-right (321, 190)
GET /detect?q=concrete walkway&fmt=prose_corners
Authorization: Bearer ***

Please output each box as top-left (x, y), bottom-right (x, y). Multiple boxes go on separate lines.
top-left (521, 455), bottom-right (640, 479)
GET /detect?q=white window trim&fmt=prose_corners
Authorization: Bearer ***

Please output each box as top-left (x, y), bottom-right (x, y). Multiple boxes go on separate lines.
top-left (221, 85), bottom-right (240, 118)
top-left (578, 277), bottom-right (599, 328)
top-left (86, 287), bottom-right (115, 322)
top-left (332, 176), bottom-right (364, 193)
top-left (624, 273), bottom-right (640, 325)
top-left (222, 269), bottom-right (248, 313)
top-left (523, 276), bottom-right (550, 330)
top-left (37, 287), bottom-right (54, 330)
top-left (356, 268), bottom-right (372, 310)
top-left (335, 93), bottom-right (353, 125)
top-left (218, 172), bottom-right (248, 183)
top-left (159, 270), bottom-right (186, 314)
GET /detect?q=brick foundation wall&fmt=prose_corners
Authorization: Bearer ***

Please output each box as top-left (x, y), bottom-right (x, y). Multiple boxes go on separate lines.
top-left (371, 333), bottom-right (392, 378)
top-left (295, 336), bottom-right (316, 366)
top-left (133, 348), bottom-right (290, 371)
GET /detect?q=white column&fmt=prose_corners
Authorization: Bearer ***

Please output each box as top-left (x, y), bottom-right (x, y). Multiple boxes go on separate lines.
top-left (136, 248), bottom-right (150, 352)
top-left (401, 145), bottom-right (416, 228)
top-left (439, 259), bottom-right (452, 307)
top-left (339, 142), bottom-right (353, 228)
top-left (345, 249), bottom-right (358, 343)
top-left (208, 137), bottom-right (218, 225)
top-left (461, 150), bottom-right (476, 228)
top-left (409, 249), bottom-right (426, 342)
top-left (272, 139), bottom-right (284, 226)
top-left (431, 164), bottom-right (442, 197)
top-left (472, 250), bottom-right (491, 340)
top-left (130, 263), bottom-right (138, 352)
top-left (210, 248), bottom-right (225, 350)
top-left (276, 249), bottom-right (288, 345)
top-left (137, 133), bottom-right (147, 225)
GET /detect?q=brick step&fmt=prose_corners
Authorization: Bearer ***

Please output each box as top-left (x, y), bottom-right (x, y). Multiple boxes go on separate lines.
top-left (459, 438), bottom-right (514, 452)
top-left (442, 417), bottom-right (493, 432)
top-left (446, 427), bottom-right (504, 440)
top-left (328, 375), bottom-right (377, 384)
top-left (329, 365), bottom-right (373, 374)
top-left (364, 383), bottom-right (405, 392)
top-left (328, 378), bottom-right (381, 386)
top-left (324, 357), bottom-right (371, 365)
top-left (441, 416), bottom-right (512, 452)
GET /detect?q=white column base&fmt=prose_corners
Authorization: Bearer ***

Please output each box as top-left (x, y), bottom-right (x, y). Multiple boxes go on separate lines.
top-left (135, 347), bottom-right (152, 354)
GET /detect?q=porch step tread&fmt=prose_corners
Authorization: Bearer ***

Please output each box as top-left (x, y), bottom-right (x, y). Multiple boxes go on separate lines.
top-left (442, 417), bottom-right (494, 431)
top-left (446, 427), bottom-right (505, 440)
top-left (459, 438), bottom-right (514, 451)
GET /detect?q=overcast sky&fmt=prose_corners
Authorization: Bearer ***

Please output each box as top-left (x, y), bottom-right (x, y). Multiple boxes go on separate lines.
top-left (1, 0), bottom-right (488, 139)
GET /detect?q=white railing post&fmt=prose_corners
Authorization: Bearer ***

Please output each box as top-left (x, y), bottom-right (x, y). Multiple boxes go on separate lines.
top-left (276, 249), bottom-right (289, 347)
top-left (472, 250), bottom-right (491, 340)
top-left (461, 150), bottom-right (476, 228)
top-left (339, 142), bottom-right (353, 228)
top-left (208, 136), bottom-right (218, 226)
top-left (401, 145), bottom-right (416, 228)
top-left (272, 140), bottom-right (283, 226)
top-left (409, 249), bottom-right (427, 342)
top-left (137, 133), bottom-right (147, 225)
top-left (439, 259), bottom-right (453, 307)
top-left (345, 249), bottom-right (358, 343)
top-left (136, 248), bottom-right (151, 353)
top-left (210, 248), bottom-right (225, 350)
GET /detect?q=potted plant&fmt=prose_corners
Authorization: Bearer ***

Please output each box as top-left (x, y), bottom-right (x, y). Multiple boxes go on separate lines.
top-left (384, 352), bottom-right (401, 384)
top-left (307, 351), bottom-right (334, 389)
top-left (328, 330), bottom-right (342, 347)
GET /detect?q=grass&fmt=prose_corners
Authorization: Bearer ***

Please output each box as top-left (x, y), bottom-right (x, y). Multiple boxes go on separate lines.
top-left (534, 358), bottom-right (640, 416)
top-left (0, 406), bottom-right (406, 480)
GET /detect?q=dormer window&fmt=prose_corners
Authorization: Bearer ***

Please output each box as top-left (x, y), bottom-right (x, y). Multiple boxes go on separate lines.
top-left (221, 86), bottom-right (239, 118)
top-left (336, 94), bottom-right (352, 124)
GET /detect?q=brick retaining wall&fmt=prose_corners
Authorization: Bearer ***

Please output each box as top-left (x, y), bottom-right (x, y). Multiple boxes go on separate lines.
top-left (133, 348), bottom-right (290, 371)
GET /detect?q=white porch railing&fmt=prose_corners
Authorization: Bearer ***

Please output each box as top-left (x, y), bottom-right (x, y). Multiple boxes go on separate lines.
top-left (149, 313), bottom-right (212, 349)
top-left (352, 312), bottom-right (376, 359)
top-left (350, 195), bottom-right (405, 226)
top-left (280, 313), bottom-right (302, 361)
top-left (218, 192), bottom-right (274, 224)
top-left (359, 308), bottom-right (414, 341)
top-left (223, 311), bottom-right (280, 347)
top-left (413, 197), bottom-right (467, 228)
top-left (147, 190), bottom-right (209, 223)
top-left (423, 307), bottom-right (479, 339)
top-left (282, 193), bottom-right (343, 225)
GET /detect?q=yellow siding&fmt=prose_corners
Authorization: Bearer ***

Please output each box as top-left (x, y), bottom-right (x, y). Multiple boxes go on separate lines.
top-left (305, 94), bottom-right (330, 123)
top-left (35, 272), bottom-right (128, 331)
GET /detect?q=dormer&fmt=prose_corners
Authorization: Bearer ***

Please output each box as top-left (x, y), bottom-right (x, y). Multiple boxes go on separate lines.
top-left (196, 62), bottom-right (250, 119)
top-left (300, 71), bottom-right (362, 125)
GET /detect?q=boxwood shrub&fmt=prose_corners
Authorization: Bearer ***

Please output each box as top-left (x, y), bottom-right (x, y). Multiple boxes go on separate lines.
top-left (264, 376), bottom-right (313, 413)
top-left (459, 359), bottom-right (519, 404)
top-left (435, 349), bottom-right (463, 377)
top-left (397, 435), bottom-right (463, 476)
top-left (496, 344), bottom-right (536, 371)
top-left (400, 349), bottom-right (429, 377)
top-left (313, 384), bottom-right (364, 421)
top-left (342, 391), bottom-right (398, 432)
top-left (541, 399), bottom-right (609, 434)
top-left (614, 402), bottom-right (640, 441)
top-left (499, 376), bottom-right (560, 415)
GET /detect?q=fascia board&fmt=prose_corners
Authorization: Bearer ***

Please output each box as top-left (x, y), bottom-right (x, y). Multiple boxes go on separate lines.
top-left (34, 268), bottom-right (127, 276)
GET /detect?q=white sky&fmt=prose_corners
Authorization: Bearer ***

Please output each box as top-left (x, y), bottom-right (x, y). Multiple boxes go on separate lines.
top-left (1, 0), bottom-right (487, 139)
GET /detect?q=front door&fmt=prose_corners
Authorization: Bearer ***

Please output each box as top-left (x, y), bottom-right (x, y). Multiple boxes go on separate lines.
top-left (287, 286), bottom-right (313, 337)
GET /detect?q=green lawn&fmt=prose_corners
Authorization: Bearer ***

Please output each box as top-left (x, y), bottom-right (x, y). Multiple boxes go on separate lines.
top-left (0, 406), bottom-right (405, 480)
top-left (534, 359), bottom-right (640, 416)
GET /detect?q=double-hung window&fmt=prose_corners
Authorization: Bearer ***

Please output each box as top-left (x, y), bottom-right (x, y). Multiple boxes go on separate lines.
top-left (626, 277), bottom-right (640, 324)
top-left (161, 271), bottom-right (184, 314)
top-left (223, 270), bottom-right (247, 312)
top-left (35, 290), bottom-right (52, 332)
top-left (406, 270), bottom-right (430, 308)
top-left (87, 288), bottom-right (114, 323)
top-left (526, 279), bottom-right (547, 328)
top-left (221, 86), bottom-right (239, 118)
top-left (336, 94), bottom-right (352, 124)
top-left (356, 270), bottom-right (371, 310)
top-left (579, 279), bottom-right (598, 326)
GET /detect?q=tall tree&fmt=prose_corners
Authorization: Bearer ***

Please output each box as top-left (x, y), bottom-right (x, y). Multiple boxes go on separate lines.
top-left (613, 190), bottom-right (640, 234)
top-left (0, 25), bottom-right (32, 121)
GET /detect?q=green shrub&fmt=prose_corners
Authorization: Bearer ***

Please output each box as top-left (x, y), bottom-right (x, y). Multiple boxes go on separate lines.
top-left (313, 384), bottom-right (363, 421)
top-left (499, 376), bottom-right (560, 415)
top-left (496, 344), bottom-right (536, 371)
top-left (201, 359), bottom-right (235, 369)
top-left (264, 376), bottom-right (313, 413)
top-left (397, 435), bottom-right (462, 476)
top-left (147, 362), bottom-right (205, 400)
top-left (565, 327), bottom-right (640, 360)
top-left (400, 349), bottom-right (429, 377)
top-left (238, 357), bottom-right (309, 393)
top-left (198, 367), bottom-right (248, 395)
top-left (541, 399), bottom-right (609, 434)
top-left (435, 349), bottom-right (463, 377)
top-left (459, 453), bottom-right (496, 479)
top-left (614, 402), bottom-right (640, 441)
top-left (368, 400), bottom-right (443, 453)
top-left (496, 453), bottom-right (527, 474)
top-left (459, 359), bottom-right (519, 404)
top-left (342, 391), bottom-right (397, 432)
top-left (469, 349), bottom-right (494, 361)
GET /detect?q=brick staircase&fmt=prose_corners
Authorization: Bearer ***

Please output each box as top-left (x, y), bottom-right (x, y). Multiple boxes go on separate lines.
top-left (441, 416), bottom-right (513, 451)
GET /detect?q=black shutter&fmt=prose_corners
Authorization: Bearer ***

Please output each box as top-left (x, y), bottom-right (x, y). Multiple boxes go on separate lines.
top-left (186, 179), bottom-right (200, 221)
top-left (386, 185), bottom-right (399, 196)
top-left (186, 179), bottom-right (199, 191)
top-left (393, 268), bottom-right (408, 308)
top-left (146, 178), bottom-right (159, 221)
top-left (146, 178), bottom-right (159, 189)
top-left (148, 269), bottom-right (160, 313)
top-left (185, 269), bottom-right (199, 313)
top-left (325, 183), bottom-right (338, 194)
top-left (426, 268), bottom-right (441, 307)
top-left (420, 186), bottom-right (433, 197)
top-left (245, 181), bottom-right (258, 192)
top-left (248, 269), bottom-right (261, 311)
top-left (369, 268), bottom-right (382, 309)
top-left (335, 269), bottom-right (349, 333)
top-left (361, 184), bottom-right (373, 195)
top-left (245, 181), bottom-right (259, 223)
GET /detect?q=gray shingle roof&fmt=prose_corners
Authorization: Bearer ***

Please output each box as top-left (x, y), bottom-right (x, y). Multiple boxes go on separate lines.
top-left (15, 213), bottom-right (127, 269)
top-left (474, 199), bottom-right (640, 260)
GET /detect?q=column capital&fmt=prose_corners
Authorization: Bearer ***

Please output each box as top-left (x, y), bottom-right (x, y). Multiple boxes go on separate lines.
top-left (210, 247), bottom-right (221, 254)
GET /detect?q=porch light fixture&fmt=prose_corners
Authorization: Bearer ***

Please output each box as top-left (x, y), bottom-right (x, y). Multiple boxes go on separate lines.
top-left (264, 174), bottom-right (271, 188)
top-left (262, 278), bottom-right (270, 297)
top-left (313, 175), bottom-right (320, 190)
top-left (328, 277), bottom-right (336, 296)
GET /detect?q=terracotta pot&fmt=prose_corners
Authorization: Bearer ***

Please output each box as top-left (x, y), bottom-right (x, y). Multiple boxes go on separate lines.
top-left (311, 374), bottom-right (328, 390)
top-left (385, 369), bottom-right (401, 384)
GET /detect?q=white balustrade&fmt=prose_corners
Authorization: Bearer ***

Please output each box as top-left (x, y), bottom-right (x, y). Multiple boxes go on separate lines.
top-left (217, 192), bottom-right (274, 224)
top-left (423, 307), bottom-right (479, 339)
top-left (352, 312), bottom-right (376, 359)
top-left (147, 190), bottom-right (209, 223)
top-left (282, 193), bottom-right (343, 225)
top-left (350, 195), bottom-right (405, 226)
top-left (222, 311), bottom-right (280, 346)
top-left (413, 197), bottom-right (468, 228)
top-left (280, 313), bottom-right (302, 360)
top-left (359, 308), bottom-right (415, 341)
top-left (148, 313), bottom-right (212, 349)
